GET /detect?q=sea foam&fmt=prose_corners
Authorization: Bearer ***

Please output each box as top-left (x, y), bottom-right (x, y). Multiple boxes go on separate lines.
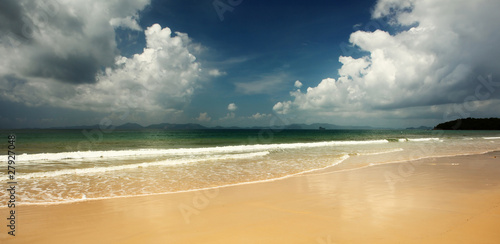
top-left (17, 140), bottom-right (388, 162)
top-left (17, 151), bottom-right (270, 179)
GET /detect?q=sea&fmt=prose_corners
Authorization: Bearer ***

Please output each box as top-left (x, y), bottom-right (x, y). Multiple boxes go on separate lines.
top-left (1, 129), bottom-right (499, 205)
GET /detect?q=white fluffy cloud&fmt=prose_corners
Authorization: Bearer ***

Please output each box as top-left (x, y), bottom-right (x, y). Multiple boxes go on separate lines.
top-left (273, 101), bottom-right (292, 115)
top-left (294, 80), bottom-right (303, 88)
top-left (227, 103), bottom-right (238, 111)
top-left (274, 0), bottom-right (500, 119)
top-left (85, 24), bottom-right (201, 112)
top-left (196, 112), bottom-right (211, 122)
top-left (220, 103), bottom-right (238, 120)
top-left (0, 0), bottom-right (204, 116)
top-left (208, 69), bottom-right (226, 77)
top-left (251, 113), bottom-right (272, 120)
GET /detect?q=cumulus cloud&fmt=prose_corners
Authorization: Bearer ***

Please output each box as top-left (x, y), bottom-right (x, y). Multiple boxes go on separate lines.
top-left (294, 80), bottom-right (303, 88)
top-left (227, 103), bottom-right (238, 111)
top-left (208, 69), bottom-right (226, 77)
top-left (196, 112), bottom-right (211, 122)
top-left (220, 103), bottom-right (238, 120)
top-left (0, 0), bottom-right (204, 117)
top-left (251, 113), bottom-right (272, 120)
top-left (274, 0), bottom-right (500, 118)
top-left (86, 24), bottom-right (201, 112)
top-left (273, 101), bottom-right (292, 115)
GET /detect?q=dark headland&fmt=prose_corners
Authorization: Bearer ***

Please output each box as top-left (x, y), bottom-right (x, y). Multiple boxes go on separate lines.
top-left (434, 118), bottom-right (500, 130)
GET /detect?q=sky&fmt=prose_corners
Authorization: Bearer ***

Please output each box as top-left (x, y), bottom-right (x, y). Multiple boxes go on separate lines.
top-left (1, 0), bottom-right (500, 129)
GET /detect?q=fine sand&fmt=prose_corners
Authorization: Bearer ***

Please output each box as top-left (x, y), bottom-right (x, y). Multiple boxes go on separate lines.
top-left (2, 151), bottom-right (500, 244)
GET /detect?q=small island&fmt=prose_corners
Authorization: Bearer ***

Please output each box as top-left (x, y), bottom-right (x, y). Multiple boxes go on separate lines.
top-left (434, 117), bottom-right (500, 130)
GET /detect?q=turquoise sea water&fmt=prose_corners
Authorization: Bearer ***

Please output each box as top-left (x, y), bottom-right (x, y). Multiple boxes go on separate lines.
top-left (1, 129), bottom-right (499, 205)
top-left (4, 128), bottom-right (495, 153)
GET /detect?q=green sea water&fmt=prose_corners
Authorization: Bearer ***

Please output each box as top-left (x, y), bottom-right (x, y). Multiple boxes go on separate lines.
top-left (2, 128), bottom-right (497, 154)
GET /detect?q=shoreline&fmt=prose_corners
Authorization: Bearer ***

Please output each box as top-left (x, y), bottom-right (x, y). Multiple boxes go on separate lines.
top-left (2, 151), bottom-right (500, 243)
top-left (2, 149), bottom-right (499, 207)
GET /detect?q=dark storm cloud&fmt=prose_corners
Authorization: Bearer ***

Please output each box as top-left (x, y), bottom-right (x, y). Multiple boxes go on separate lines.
top-left (23, 54), bottom-right (101, 84)
top-left (0, 0), bottom-right (204, 125)
top-left (0, 0), bottom-right (119, 84)
top-left (0, 0), bottom-right (32, 42)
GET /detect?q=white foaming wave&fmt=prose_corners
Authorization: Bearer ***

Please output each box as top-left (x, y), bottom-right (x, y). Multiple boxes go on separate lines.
top-left (17, 140), bottom-right (388, 162)
top-left (483, 137), bottom-right (500, 140)
top-left (407, 138), bottom-right (441, 142)
top-left (359, 148), bottom-right (404, 156)
top-left (395, 138), bottom-right (441, 142)
top-left (17, 151), bottom-right (270, 179)
top-left (10, 154), bottom-right (351, 206)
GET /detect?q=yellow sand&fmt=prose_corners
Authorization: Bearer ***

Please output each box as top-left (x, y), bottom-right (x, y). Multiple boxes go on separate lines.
top-left (1, 152), bottom-right (500, 243)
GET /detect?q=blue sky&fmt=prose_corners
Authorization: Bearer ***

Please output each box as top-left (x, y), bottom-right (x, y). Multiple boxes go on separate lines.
top-left (1, 0), bottom-right (500, 129)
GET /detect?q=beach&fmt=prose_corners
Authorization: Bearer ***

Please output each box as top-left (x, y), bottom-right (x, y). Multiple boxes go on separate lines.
top-left (2, 0), bottom-right (499, 242)
top-left (2, 0), bottom-right (499, 243)
top-left (2, 150), bottom-right (499, 244)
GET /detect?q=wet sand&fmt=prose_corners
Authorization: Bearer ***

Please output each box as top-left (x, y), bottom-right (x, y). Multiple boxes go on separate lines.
top-left (2, 151), bottom-right (500, 244)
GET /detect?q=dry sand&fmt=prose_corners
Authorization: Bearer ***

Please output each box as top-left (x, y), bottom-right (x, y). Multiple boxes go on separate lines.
top-left (2, 151), bottom-right (500, 244)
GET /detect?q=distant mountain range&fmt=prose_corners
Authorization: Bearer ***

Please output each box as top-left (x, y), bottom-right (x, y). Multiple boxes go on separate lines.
top-left (42, 118), bottom-right (500, 130)
top-left (48, 122), bottom-right (392, 130)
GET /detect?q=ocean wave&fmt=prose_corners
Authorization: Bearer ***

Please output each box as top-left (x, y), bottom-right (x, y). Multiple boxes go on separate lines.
top-left (407, 138), bottom-right (441, 142)
top-left (16, 140), bottom-right (388, 162)
top-left (386, 138), bottom-right (441, 142)
top-left (9, 153), bottom-right (351, 206)
top-left (17, 151), bottom-right (270, 179)
top-left (483, 137), bottom-right (500, 140)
